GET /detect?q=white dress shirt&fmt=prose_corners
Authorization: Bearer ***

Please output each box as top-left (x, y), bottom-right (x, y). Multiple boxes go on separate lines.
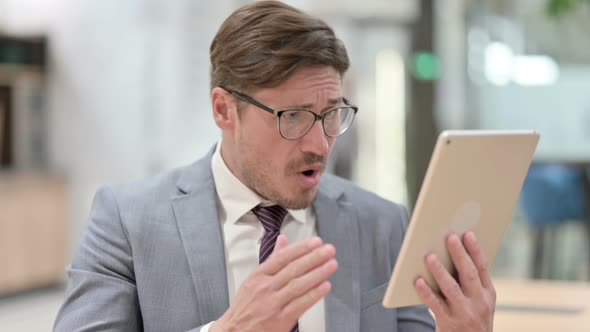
top-left (201, 143), bottom-right (326, 332)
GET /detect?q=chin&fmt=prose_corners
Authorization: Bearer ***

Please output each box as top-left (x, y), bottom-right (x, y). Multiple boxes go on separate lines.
top-left (280, 189), bottom-right (317, 210)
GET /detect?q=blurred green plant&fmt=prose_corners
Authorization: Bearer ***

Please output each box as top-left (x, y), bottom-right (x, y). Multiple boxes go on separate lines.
top-left (546, 0), bottom-right (590, 17)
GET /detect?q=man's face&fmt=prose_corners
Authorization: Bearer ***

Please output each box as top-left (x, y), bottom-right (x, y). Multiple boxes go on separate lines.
top-left (222, 66), bottom-right (341, 209)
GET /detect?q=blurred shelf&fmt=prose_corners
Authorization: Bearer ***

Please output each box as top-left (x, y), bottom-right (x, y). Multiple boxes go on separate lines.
top-left (0, 173), bottom-right (67, 295)
top-left (494, 278), bottom-right (590, 332)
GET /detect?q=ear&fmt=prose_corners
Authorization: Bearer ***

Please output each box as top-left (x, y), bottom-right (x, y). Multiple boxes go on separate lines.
top-left (211, 87), bottom-right (238, 130)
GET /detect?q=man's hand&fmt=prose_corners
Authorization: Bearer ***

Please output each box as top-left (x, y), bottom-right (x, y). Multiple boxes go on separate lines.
top-left (211, 235), bottom-right (337, 332)
top-left (415, 231), bottom-right (496, 332)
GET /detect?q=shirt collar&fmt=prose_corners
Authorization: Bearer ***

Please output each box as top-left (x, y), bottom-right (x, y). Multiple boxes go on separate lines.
top-left (211, 141), bottom-right (309, 225)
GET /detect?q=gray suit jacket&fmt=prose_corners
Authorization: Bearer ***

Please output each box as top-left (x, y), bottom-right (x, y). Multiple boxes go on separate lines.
top-left (54, 147), bottom-right (435, 332)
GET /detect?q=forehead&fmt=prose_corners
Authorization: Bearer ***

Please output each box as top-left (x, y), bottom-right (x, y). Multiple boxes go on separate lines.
top-left (254, 66), bottom-right (342, 104)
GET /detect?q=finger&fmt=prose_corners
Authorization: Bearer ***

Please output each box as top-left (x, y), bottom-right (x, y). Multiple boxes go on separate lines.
top-left (273, 243), bottom-right (336, 290)
top-left (425, 253), bottom-right (466, 307)
top-left (281, 281), bottom-right (332, 322)
top-left (414, 277), bottom-right (448, 318)
top-left (273, 234), bottom-right (289, 252)
top-left (276, 258), bottom-right (338, 302)
top-left (463, 232), bottom-right (493, 289)
top-left (447, 233), bottom-right (483, 296)
top-left (260, 237), bottom-right (323, 275)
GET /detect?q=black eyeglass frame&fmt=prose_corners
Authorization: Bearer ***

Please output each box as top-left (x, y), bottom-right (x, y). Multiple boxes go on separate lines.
top-left (219, 86), bottom-right (358, 140)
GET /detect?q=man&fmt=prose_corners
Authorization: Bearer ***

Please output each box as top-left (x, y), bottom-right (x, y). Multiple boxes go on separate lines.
top-left (54, 1), bottom-right (496, 331)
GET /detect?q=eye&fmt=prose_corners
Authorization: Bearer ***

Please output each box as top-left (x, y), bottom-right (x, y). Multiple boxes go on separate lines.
top-left (324, 110), bottom-right (337, 119)
top-left (283, 111), bottom-right (303, 121)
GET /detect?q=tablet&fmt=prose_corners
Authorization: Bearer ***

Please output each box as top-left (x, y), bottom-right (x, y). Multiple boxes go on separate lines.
top-left (383, 130), bottom-right (540, 308)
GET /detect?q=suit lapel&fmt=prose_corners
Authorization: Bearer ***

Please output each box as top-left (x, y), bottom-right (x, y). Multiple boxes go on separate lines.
top-left (315, 179), bottom-right (360, 332)
top-left (172, 148), bottom-right (230, 323)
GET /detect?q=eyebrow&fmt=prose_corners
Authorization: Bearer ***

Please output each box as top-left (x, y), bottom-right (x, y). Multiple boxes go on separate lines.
top-left (286, 97), bottom-right (343, 110)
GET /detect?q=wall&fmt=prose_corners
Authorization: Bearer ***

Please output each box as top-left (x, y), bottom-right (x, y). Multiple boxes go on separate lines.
top-left (1, 0), bottom-right (233, 254)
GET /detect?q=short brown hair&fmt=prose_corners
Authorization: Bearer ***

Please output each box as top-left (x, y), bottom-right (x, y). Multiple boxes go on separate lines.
top-left (209, 0), bottom-right (350, 93)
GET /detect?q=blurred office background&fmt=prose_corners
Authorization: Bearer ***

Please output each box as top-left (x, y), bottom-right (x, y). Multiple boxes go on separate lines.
top-left (1, 0), bottom-right (589, 330)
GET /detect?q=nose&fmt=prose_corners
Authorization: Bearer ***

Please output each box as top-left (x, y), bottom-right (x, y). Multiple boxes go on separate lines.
top-left (299, 120), bottom-right (330, 156)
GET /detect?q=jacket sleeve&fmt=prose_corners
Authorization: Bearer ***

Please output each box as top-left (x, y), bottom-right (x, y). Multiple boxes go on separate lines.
top-left (53, 186), bottom-right (142, 331)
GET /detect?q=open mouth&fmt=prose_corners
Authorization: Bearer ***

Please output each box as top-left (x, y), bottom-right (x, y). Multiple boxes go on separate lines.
top-left (297, 167), bottom-right (322, 187)
top-left (302, 169), bottom-right (316, 177)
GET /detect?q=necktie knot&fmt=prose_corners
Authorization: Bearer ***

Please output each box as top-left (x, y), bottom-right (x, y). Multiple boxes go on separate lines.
top-left (252, 205), bottom-right (288, 233)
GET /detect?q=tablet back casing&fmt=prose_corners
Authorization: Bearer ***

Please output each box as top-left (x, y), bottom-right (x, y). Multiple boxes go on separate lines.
top-left (383, 130), bottom-right (539, 308)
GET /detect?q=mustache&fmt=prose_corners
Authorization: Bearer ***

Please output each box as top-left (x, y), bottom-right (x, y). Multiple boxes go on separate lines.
top-left (287, 153), bottom-right (327, 171)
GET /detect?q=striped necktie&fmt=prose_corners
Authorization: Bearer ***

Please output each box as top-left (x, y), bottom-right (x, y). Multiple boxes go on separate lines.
top-left (252, 205), bottom-right (299, 332)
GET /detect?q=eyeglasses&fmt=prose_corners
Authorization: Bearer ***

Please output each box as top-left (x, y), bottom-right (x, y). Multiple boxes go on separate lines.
top-left (220, 86), bottom-right (358, 140)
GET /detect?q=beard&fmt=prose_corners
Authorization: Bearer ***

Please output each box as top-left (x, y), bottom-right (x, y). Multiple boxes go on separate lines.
top-left (239, 150), bottom-right (326, 209)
